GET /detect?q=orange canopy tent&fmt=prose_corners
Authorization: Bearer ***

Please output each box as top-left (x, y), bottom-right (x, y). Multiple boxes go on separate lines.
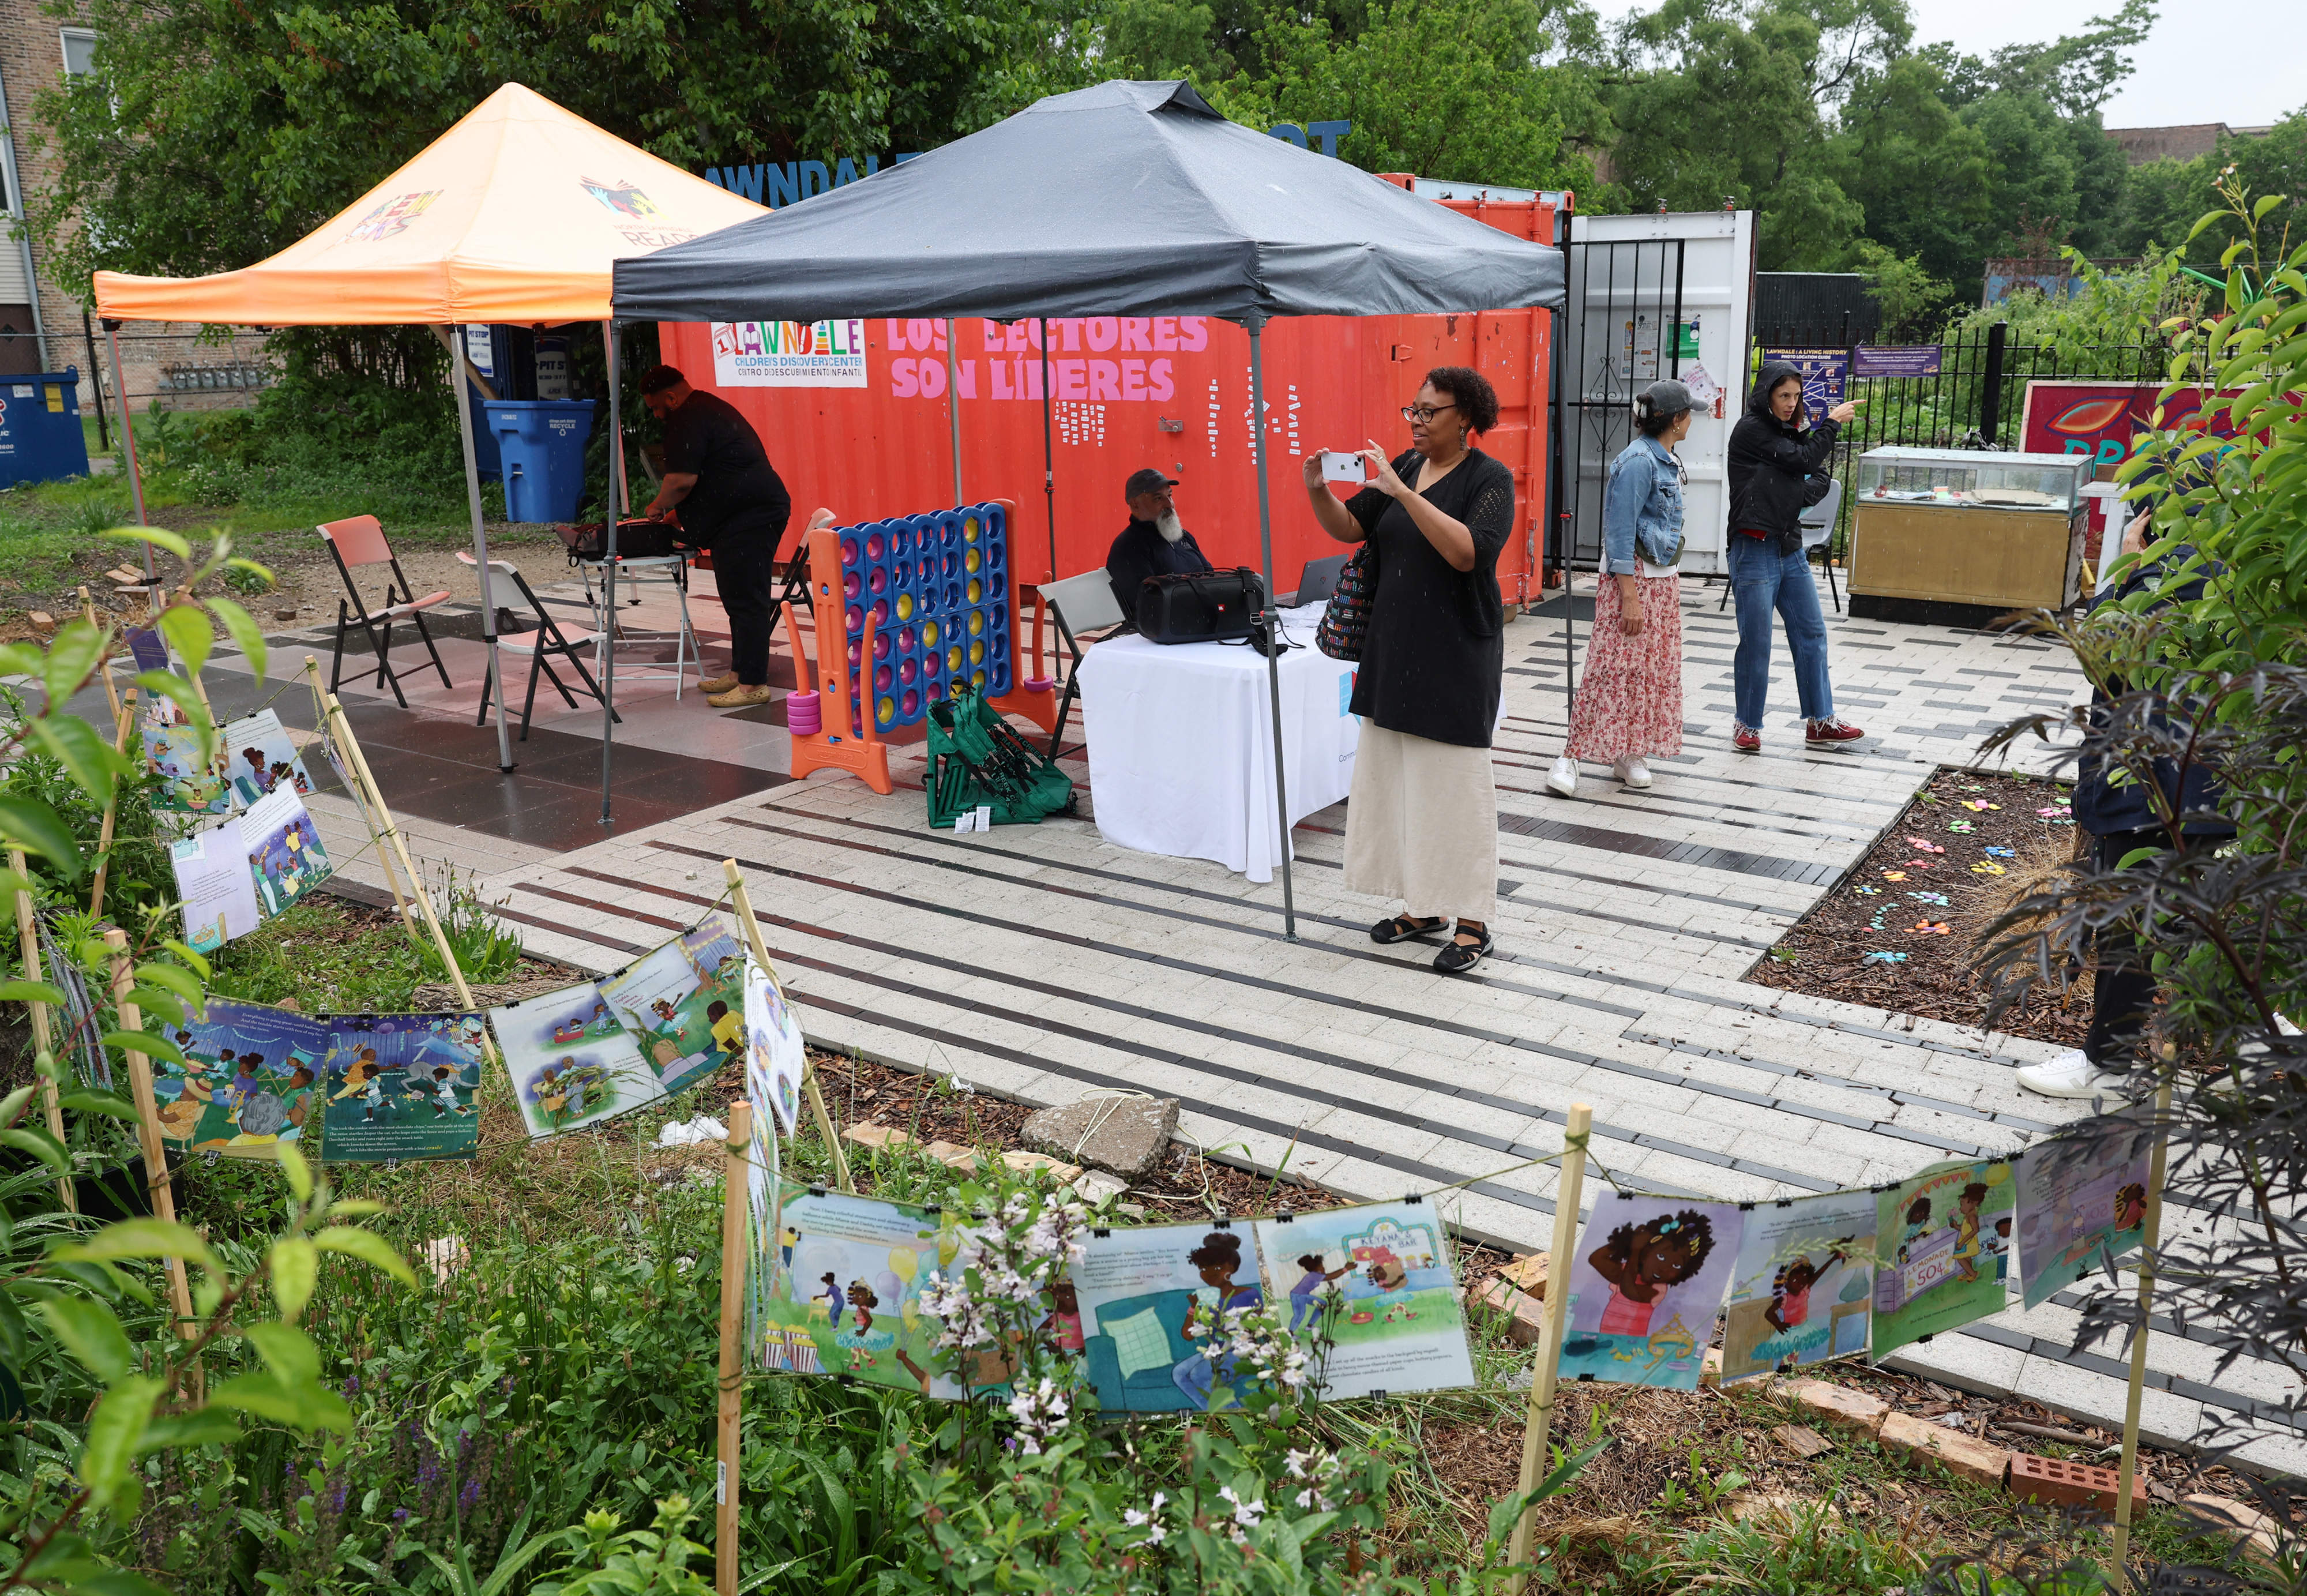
top-left (92, 81), bottom-right (764, 781)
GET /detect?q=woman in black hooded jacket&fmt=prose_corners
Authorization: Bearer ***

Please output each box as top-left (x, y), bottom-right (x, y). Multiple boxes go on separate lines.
top-left (1723, 360), bottom-right (1862, 752)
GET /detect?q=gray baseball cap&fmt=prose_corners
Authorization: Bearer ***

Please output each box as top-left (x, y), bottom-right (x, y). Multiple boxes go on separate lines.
top-left (1641, 378), bottom-right (1696, 416)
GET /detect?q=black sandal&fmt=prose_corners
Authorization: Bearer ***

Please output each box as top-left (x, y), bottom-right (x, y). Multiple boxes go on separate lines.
top-left (1433, 926), bottom-right (1494, 974)
top-left (1370, 914), bottom-right (1445, 945)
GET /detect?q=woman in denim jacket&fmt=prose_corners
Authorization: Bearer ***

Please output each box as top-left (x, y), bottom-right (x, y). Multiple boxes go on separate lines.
top-left (1550, 379), bottom-right (1693, 797)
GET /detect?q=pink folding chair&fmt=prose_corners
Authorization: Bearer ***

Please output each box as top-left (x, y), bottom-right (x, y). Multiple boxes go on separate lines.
top-left (319, 515), bottom-right (454, 707)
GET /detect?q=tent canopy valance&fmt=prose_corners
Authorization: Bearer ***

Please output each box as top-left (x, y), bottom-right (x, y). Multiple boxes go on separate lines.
top-left (93, 82), bottom-right (764, 326)
top-left (611, 80), bottom-right (1564, 325)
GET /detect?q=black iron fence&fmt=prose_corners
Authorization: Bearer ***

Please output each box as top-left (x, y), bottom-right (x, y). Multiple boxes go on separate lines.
top-left (1757, 322), bottom-right (2168, 551)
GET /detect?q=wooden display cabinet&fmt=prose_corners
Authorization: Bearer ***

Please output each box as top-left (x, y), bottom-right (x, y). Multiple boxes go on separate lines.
top-left (1846, 447), bottom-right (2089, 627)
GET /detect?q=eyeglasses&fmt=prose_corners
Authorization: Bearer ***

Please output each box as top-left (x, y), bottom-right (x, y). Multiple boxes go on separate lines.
top-left (1400, 403), bottom-right (1458, 423)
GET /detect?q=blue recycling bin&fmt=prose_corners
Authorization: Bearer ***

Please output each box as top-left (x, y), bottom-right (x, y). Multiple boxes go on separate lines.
top-left (0, 368), bottom-right (92, 487)
top-left (483, 399), bottom-right (596, 523)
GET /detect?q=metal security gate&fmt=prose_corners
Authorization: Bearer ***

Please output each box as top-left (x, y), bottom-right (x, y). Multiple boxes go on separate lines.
top-left (1551, 224), bottom-right (1687, 575)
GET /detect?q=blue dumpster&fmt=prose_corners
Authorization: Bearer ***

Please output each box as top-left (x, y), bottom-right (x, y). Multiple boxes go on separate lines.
top-left (0, 369), bottom-right (92, 487)
top-left (483, 399), bottom-right (596, 523)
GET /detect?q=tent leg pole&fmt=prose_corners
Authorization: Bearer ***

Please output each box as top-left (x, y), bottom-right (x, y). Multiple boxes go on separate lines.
top-left (1040, 318), bottom-right (1055, 584)
top-left (947, 318), bottom-right (963, 507)
top-left (601, 320), bottom-right (623, 826)
top-left (452, 325), bottom-right (516, 773)
top-left (102, 322), bottom-right (155, 587)
top-left (1248, 318), bottom-right (1295, 941)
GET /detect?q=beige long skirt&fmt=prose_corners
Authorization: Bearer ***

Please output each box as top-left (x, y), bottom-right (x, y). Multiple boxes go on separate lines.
top-left (1343, 723), bottom-right (1499, 924)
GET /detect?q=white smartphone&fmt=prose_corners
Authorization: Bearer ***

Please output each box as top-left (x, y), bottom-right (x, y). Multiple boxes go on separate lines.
top-left (1319, 450), bottom-right (1366, 484)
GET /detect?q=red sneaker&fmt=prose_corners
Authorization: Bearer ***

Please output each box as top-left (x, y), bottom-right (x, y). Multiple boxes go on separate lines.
top-left (1805, 718), bottom-right (1865, 748)
top-left (1733, 724), bottom-right (1761, 753)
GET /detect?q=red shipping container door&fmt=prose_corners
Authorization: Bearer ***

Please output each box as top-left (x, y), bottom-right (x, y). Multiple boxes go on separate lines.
top-left (658, 191), bottom-right (1558, 609)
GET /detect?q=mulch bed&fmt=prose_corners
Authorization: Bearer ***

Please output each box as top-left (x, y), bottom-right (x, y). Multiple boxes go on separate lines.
top-left (1748, 766), bottom-right (2094, 1045)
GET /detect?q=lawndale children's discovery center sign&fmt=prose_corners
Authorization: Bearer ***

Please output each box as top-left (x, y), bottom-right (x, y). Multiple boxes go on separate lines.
top-left (710, 316), bottom-right (1213, 400)
top-left (700, 121), bottom-right (1353, 206)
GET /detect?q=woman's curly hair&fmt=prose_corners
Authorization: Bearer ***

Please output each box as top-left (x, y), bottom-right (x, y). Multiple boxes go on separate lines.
top-left (1423, 365), bottom-right (1500, 434)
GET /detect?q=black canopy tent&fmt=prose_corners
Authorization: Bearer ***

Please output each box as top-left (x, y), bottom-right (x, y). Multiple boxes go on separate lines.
top-left (615, 80), bottom-right (1565, 937)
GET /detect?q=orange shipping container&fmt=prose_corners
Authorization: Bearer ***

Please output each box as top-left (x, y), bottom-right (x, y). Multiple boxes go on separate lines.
top-left (657, 187), bottom-right (1560, 607)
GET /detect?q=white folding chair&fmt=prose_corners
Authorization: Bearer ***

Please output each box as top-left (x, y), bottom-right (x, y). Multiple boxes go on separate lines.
top-left (1039, 569), bottom-right (1128, 758)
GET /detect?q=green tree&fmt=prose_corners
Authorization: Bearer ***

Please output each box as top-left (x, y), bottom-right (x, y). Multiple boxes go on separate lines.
top-left (29, 0), bottom-right (1098, 298)
top-left (1209, 0), bottom-right (1600, 190)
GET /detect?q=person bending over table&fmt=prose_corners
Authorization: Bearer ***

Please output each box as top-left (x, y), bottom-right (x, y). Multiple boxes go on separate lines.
top-left (1105, 467), bottom-right (1212, 626)
top-left (1299, 366), bottom-right (1514, 976)
top-left (639, 364), bottom-right (793, 709)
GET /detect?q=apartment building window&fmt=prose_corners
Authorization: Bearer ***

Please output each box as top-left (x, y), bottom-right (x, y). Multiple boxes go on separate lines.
top-left (59, 28), bottom-right (97, 77)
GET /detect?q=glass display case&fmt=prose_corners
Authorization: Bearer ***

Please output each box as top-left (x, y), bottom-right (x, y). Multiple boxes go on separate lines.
top-left (1854, 447), bottom-right (2087, 513)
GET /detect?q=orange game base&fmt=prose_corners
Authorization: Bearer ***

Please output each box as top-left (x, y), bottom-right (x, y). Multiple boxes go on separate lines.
top-left (988, 682), bottom-right (1057, 734)
top-left (788, 729), bottom-right (893, 794)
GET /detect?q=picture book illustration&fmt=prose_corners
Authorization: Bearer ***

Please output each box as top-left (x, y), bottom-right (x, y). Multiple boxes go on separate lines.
top-left (172, 820), bottom-right (260, 952)
top-left (1873, 1158), bottom-right (2017, 1357)
top-left (2016, 1126), bottom-right (2152, 1309)
top-left (751, 1184), bottom-right (954, 1398)
top-left (153, 999), bottom-right (325, 1157)
top-left (316, 1012), bottom-right (488, 1162)
top-left (1558, 1195), bottom-right (1744, 1389)
top-left (1068, 1222), bottom-right (1268, 1413)
top-left (742, 955), bottom-right (804, 1133)
top-left (490, 984), bottom-right (662, 1139)
top-left (1718, 1191), bottom-right (1877, 1383)
top-left (598, 915), bottom-right (747, 1095)
top-left (130, 629), bottom-right (233, 814)
top-left (1249, 1203), bottom-right (1474, 1400)
top-left (221, 708), bottom-right (318, 808)
top-left (742, 1011), bottom-right (785, 1348)
top-left (242, 786), bottom-right (332, 917)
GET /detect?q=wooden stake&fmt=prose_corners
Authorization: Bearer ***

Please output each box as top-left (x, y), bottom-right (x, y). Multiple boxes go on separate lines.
top-left (13, 850), bottom-right (75, 1211)
top-left (300, 657), bottom-right (420, 941)
top-left (309, 674), bottom-right (494, 1070)
top-left (716, 1098), bottom-right (752, 1596)
top-left (721, 858), bottom-right (852, 1193)
top-left (1505, 1102), bottom-right (1591, 1593)
top-left (88, 687), bottom-right (137, 921)
top-left (80, 585), bottom-right (123, 727)
top-left (2109, 1079), bottom-right (2174, 1590)
top-left (106, 928), bottom-right (197, 1392)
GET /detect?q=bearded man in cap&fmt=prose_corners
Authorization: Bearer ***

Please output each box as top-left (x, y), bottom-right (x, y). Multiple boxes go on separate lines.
top-left (1104, 468), bottom-right (1212, 626)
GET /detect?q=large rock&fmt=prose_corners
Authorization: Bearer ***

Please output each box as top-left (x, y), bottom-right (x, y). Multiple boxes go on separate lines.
top-left (1022, 1094), bottom-right (1178, 1181)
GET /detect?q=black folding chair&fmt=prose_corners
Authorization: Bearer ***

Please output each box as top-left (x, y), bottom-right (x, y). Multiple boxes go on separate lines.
top-left (458, 551), bottom-right (619, 740)
top-left (320, 515), bottom-right (454, 706)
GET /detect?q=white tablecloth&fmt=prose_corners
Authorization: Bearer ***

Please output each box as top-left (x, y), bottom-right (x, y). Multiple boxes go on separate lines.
top-left (1074, 604), bottom-right (1358, 883)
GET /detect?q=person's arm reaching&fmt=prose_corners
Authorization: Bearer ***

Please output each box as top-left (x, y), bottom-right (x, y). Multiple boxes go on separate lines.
top-left (1360, 441), bottom-right (1476, 571)
top-left (645, 472), bottom-right (697, 520)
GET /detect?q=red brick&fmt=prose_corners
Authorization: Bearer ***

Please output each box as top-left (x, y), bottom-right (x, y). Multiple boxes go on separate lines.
top-left (2009, 1452), bottom-right (2149, 1515)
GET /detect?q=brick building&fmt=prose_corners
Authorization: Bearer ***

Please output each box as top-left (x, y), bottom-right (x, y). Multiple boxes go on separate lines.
top-left (0, 0), bottom-right (267, 420)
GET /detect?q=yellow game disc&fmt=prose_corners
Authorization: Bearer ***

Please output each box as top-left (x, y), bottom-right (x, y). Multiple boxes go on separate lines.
top-left (970, 639), bottom-right (985, 665)
top-left (965, 549), bottom-right (981, 573)
top-left (948, 645), bottom-right (964, 671)
top-left (968, 610), bottom-right (984, 635)
top-left (878, 696), bottom-right (895, 723)
top-left (922, 620), bottom-right (939, 647)
top-left (971, 669), bottom-right (986, 688)
top-left (896, 593), bottom-right (913, 620)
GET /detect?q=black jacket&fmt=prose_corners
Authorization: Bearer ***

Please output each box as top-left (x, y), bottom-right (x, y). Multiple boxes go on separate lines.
top-left (1105, 519), bottom-right (1213, 622)
top-left (2071, 540), bottom-right (2232, 839)
top-left (1727, 359), bottom-right (1840, 554)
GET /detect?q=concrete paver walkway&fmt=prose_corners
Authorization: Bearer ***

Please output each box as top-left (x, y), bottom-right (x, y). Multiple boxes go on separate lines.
top-left (212, 566), bottom-right (2307, 1475)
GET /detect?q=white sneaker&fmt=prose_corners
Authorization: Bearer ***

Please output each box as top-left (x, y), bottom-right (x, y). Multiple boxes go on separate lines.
top-left (1615, 756), bottom-right (1652, 789)
top-left (1546, 755), bottom-right (1579, 798)
top-left (2015, 1049), bottom-right (2133, 1100)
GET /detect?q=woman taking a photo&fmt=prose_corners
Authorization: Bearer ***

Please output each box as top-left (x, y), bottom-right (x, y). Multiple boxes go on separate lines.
top-left (1299, 367), bottom-right (1514, 975)
top-left (1725, 360), bottom-right (1863, 752)
top-left (1550, 378), bottom-right (1695, 798)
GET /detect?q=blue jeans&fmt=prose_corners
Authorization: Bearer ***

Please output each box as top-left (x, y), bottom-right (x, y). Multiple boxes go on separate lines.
top-left (1727, 535), bottom-right (1833, 728)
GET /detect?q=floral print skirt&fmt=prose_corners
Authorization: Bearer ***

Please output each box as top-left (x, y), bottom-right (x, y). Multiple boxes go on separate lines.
top-left (1564, 574), bottom-right (1684, 763)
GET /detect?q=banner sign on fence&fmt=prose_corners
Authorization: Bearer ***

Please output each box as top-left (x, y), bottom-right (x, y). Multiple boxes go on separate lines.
top-left (1852, 345), bottom-right (1942, 378)
top-left (1759, 348), bottom-right (1847, 427)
